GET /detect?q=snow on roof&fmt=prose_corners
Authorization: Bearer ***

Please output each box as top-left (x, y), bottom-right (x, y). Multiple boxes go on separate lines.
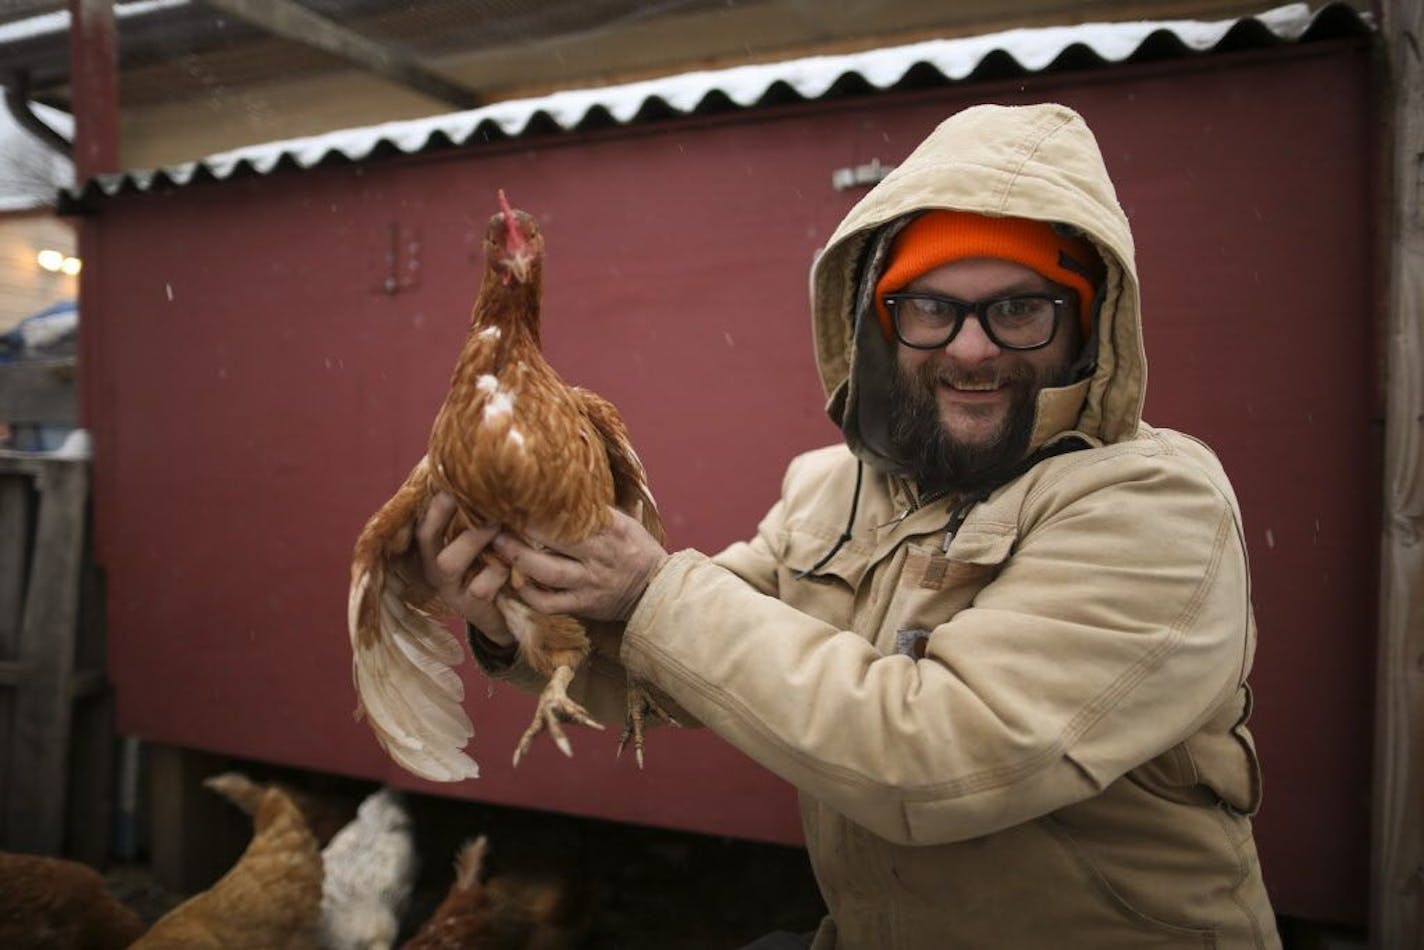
top-left (70, 2), bottom-right (1369, 202)
top-left (0, 0), bottom-right (190, 45)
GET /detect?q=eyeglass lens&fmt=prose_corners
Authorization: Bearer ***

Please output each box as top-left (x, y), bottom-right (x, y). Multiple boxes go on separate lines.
top-left (889, 295), bottom-right (1060, 349)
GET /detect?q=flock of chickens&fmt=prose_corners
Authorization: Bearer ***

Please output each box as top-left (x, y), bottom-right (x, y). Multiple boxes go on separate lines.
top-left (0, 773), bottom-right (584, 949)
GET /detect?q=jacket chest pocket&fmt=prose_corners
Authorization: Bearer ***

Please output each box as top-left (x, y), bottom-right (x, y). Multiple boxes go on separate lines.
top-left (879, 524), bottom-right (1018, 655)
top-left (776, 528), bottom-right (871, 631)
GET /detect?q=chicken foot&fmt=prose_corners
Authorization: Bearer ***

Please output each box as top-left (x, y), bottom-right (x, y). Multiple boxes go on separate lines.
top-left (618, 682), bottom-right (680, 769)
top-left (512, 666), bottom-right (604, 767)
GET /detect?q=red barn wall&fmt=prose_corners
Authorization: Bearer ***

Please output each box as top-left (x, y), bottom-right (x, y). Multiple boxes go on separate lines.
top-left (86, 41), bottom-right (1375, 924)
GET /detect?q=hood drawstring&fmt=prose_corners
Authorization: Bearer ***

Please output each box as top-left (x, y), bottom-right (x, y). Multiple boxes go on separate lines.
top-left (942, 436), bottom-right (1091, 552)
top-left (796, 460), bottom-right (864, 580)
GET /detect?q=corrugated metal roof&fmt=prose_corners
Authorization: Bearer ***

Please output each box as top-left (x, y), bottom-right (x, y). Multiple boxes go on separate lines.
top-left (68, 1), bottom-right (1371, 202)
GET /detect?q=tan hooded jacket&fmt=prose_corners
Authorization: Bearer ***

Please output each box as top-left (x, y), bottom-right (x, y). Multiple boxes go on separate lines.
top-left (479, 103), bottom-right (1279, 949)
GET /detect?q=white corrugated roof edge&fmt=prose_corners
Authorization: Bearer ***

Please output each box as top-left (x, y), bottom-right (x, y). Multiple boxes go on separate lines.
top-left (66, 1), bottom-right (1371, 202)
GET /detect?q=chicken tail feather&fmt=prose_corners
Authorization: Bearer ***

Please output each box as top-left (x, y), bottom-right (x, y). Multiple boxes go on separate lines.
top-left (202, 772), bottom-right (266, 815)
top-left (453, 835), bottom-right (489, 891)
top-left (349, 563), bottom-right (480, 782)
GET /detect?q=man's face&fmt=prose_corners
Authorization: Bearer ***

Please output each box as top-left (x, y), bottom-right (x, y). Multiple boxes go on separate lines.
top-left (888, 257), bottom-right (1082, 492)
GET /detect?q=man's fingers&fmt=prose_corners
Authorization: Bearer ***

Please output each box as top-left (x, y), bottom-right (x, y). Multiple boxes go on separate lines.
top-left (523, 509), bottom-right (639, 561)
top-left (433, 524), bottom-right (499, 580)
top-left (494, 533), bottom-right (582, 589)
top-left (416, 492), bottom-right (458, 560)
top-left (520, 521), bottom-right (585, 557)
top-left (515, 583), bottom-right (580, 616)
top-left (465, 558), bottom-right (509, 601)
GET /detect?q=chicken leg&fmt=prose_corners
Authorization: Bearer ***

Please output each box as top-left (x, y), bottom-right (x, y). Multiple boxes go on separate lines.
top-left (513, 665), bottom-right (604, 767)
top-left (619, 682), bottom-right (680, 769)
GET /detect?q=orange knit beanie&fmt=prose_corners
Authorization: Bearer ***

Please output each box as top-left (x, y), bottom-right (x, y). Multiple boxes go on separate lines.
top-left (873, 210), bottom-right (1101, 342)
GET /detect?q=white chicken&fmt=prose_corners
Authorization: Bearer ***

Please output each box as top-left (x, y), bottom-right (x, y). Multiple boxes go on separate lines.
top-left (319, 788), bottom-right (416, 950)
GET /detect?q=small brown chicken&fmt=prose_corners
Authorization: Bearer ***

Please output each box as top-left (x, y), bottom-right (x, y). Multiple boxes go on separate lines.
top-left (401, 837), bottom-right (585, 950)
top-left (400, 837), bottom-right (492, 949)
top-left (349, 191), bottom-right (669, 781)
top-left (0, 851), bottom-right (146, 949)
top-left (130, 780), bottom-right (323, 949)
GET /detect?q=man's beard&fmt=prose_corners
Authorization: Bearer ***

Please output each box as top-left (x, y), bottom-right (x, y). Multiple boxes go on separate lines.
top-left (887, 357), bottom-right (1076, 495)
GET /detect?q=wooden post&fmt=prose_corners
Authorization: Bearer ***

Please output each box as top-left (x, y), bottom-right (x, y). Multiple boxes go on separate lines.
top-left (66, 0), bottom-right (118, 181)
top-left (2, 456), bottom-right (89, 854)
top-left (1373, 0), bottom-right (1424, 947)
top-left (66, 0), bottom-right (117, 562)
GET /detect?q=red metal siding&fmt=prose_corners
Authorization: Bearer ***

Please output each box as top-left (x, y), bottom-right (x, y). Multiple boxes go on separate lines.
top-left (89, 43), bottom-right (1374, 923)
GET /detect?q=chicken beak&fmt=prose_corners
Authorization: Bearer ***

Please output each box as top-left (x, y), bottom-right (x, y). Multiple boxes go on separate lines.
top-left (503, 250), bottom-right (532, 284)
top-left (496, 189), bottom-right (531, 284)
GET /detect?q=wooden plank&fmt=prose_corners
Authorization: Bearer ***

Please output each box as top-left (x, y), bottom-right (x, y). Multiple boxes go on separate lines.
top-left (0, 359), bottom-right (78, 425)
top-left (200, 0), bottom-right (480, 109)
top-left (64, 528), bottom-right (113, 865)
top-left (68, 669), bottom-right (103, 699)
top-left (0, 474), bottom-right (27, 842)
top-left (1373, 0), bottom-right (1424, 947)
top-left (0, 453), bottom-right (49, 476)
top-left (65, 690), bottom-right (114, 866)
top-left (4, 458), bottom-right (87, 854)
top-left (0, 475), bottom-right (26, 656)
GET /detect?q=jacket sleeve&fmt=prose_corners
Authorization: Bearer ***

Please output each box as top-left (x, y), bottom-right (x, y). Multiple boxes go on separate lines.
top-left (710, 496), bottom-right (788, 594)
top-left (618, 450), bottom-right (1253, 846)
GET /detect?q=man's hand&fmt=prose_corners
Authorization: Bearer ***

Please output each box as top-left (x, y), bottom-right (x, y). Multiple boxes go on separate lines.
top-left (417, 492), bottom-right (515, 647)
top-left (492, 507), bottom-right (669, 622)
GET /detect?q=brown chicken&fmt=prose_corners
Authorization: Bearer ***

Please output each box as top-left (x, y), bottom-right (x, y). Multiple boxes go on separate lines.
top-left (130, 780), bottom-right (323, 949)
top-left (0, 851), bottom-right (146, 949)
top-left (202, 771), bottom-right (357, 849)
top-left (400, 837), bottom-right (491, 949)
top-left (401, 837), bottom-right (586, 949)
top-left (349, 191), bottom-right (668, 781)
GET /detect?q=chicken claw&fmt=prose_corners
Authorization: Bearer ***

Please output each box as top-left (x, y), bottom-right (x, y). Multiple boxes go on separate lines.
top-left (618, 682), bottom-right (681, 769)
top-left (513, 666), bottom-right (604, 766)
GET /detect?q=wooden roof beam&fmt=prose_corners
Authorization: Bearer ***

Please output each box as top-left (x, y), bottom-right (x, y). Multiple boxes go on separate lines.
top-left (197, 0), bottom-right (481, 110)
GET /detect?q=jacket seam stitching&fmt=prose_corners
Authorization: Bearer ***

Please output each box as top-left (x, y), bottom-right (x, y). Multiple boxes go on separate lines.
top-left (1210, 806), bottom-right (1271, 948)
top-left (992, 112), bottom-right (1076, 214)
top-left (895, 504), bottom-right (1233, 801)
top-left (1042, 816), bottom-right (1222, 940)
top-left (1017, 441), bottom-right (1169, 511)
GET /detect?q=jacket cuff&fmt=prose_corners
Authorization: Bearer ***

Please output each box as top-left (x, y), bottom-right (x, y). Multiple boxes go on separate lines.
top-left (622, 549), bottom-right (708, 677)
top-left (467, 622), bottom-right (520, 676)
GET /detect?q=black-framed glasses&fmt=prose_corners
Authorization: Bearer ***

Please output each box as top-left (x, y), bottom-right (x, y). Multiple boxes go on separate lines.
top-left (882, 292), bottom-right (1071, 351)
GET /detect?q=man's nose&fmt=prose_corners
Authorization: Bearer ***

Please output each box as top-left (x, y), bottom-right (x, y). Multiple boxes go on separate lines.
top-left (944, 314), bottom-right (1001, 362)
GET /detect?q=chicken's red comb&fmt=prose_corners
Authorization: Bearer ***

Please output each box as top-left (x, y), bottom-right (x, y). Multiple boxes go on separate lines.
top-left (496, 189), bottom-right (525, 253)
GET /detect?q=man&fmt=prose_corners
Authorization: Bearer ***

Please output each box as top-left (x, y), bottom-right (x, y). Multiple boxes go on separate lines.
top-left (420, 103), bottom-right (1279, 948)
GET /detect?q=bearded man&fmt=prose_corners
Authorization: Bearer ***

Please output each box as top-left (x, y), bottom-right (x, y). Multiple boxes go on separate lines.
top-left (424, 102), bottom-right (1280, 949)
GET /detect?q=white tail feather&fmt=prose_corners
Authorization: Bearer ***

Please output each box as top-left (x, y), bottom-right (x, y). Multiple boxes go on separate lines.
top-left (349, 567), bottom-right (480, 781)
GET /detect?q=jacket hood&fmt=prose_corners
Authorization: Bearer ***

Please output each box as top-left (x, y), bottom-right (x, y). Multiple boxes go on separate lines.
top-left (810, 103), bottom-right (1144, 473)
